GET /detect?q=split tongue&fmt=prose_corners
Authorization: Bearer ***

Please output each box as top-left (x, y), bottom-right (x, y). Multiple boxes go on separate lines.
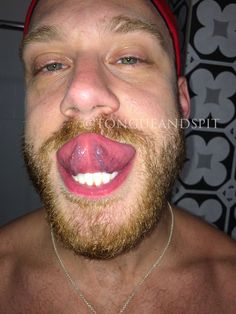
top-left (57, 133), bottom-right (136, 175)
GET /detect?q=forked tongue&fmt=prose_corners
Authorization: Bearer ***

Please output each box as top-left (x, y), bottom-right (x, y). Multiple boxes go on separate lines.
top-left (57, 133), bottom-right (136, 175)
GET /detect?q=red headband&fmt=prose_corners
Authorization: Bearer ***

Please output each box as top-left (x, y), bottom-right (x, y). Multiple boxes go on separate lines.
top-left (23, 0), bottom-right (181, 75)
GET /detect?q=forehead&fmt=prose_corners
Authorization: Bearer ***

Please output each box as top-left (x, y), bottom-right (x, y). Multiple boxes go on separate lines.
top-left (29, 0), bottom-right (168, 35)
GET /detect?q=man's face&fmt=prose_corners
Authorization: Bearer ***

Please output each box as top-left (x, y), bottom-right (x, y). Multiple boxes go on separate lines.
top-left (22, 0), bottom-right (189, 259)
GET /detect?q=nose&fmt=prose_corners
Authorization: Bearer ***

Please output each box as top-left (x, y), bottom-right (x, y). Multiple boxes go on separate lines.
top-left (60, 58), bottom-right (120, 119)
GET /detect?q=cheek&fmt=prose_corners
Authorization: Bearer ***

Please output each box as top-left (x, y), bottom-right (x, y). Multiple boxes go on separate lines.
top-left (117, 80), bottom-right (179, 133)
top-left (26, 74), bottom-right (68, 115)
top-left (24, 79), bottom-right (67, 149)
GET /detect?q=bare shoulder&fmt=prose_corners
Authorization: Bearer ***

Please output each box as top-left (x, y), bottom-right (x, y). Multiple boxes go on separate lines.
top-left (0, 210), bottom-right (48, 295)
top-left (0, 209), bottom-right (46, 254)
top-left (175, 205), bottom-right (235, 244)
top-left (174, 206), bottom-right (236, 307)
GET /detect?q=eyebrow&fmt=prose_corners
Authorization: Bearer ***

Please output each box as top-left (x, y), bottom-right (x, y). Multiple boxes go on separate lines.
top-left (20, 15), bottom-right (165, 59)
top-left (20, 25), bottom-right (62, 59)
top-left (107, 15), bottom-right (165, 45)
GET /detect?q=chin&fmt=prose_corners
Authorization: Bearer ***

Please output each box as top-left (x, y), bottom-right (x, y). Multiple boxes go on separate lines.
top-left (42, 159), bottom-right (158, 259)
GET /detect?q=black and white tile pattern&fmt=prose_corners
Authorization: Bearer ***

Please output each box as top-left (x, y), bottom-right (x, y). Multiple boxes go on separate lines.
top-left (170, 0), bottom-right (236, 239)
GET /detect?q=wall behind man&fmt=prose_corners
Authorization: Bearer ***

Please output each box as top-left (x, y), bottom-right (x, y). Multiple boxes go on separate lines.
top-left (171, 0), bottom-right (236, 239)
top-left (0, 0), bottom-right (235, 239)
top-left (0, 0), bottom-right (41, 225)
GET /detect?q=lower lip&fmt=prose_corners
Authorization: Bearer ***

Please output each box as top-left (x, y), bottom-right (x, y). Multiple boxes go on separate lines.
top-left (57, 161), bottom-right (134, 199)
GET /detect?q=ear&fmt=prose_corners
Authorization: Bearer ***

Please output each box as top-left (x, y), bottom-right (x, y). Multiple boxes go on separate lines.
top-left (178, 76), bottom-right (190, 119)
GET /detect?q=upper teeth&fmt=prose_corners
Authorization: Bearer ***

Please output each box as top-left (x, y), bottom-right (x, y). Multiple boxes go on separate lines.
top-left (72, 172), bottom-right (118, 187)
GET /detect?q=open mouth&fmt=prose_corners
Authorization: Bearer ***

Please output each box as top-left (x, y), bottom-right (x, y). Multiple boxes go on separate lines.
top-left (56, 133), bottom-right (136, 198)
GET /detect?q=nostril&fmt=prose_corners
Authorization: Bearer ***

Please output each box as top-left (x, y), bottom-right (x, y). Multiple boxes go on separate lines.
top-left (70, 105), bottom-right (80, 112)
top-left (61, 104), bottom-right (80, 117)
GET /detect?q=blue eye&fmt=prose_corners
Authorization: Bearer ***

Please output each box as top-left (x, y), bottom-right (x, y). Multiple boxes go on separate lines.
top-left (118, 57), bottom-right (139, 65)
top-left (44, 63), bottom-right (64, 72)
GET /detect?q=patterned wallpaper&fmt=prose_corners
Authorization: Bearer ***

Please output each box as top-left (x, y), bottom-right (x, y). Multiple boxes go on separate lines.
top-left (169, 0), bottom-right (236, 239)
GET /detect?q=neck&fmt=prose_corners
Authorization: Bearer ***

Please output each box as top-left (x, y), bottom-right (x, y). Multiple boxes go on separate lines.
top-left (49, 203), bottom-right (174, 291)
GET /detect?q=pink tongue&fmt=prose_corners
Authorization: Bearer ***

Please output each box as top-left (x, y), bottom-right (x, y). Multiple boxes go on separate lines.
top-left (57, 133), bottom-right (136, 175)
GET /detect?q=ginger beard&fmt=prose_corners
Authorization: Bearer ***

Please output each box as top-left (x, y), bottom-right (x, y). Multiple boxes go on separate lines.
top-left (23, 115), bottom-right (185, 260)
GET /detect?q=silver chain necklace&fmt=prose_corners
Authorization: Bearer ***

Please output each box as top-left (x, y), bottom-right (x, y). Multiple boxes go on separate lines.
top-left (51, 202), bottom-right (174, 314)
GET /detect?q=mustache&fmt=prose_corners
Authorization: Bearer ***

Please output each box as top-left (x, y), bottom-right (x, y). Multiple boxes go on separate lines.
top-left (38, 115), bottom-right (150, 154)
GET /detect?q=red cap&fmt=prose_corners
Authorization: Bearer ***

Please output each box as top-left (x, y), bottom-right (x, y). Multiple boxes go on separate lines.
top-left (23, 0), bottom-right (38, 36)
top-left (23, 0), bottom-right (181, 75)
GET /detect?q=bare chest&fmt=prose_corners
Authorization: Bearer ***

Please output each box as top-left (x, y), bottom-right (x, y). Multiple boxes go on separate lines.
top-left (1, 278), bottom-right (233, 314)
top-left (3, 260), bottom-right (236, 314)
